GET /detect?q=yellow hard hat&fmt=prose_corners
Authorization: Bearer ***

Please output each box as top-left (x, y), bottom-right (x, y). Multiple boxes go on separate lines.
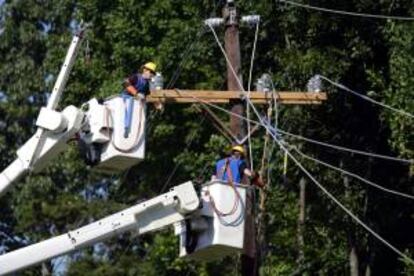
top-left (143, 62), bottom-right (157, 73)
top-left (232, 145), bottom-right (245, 155)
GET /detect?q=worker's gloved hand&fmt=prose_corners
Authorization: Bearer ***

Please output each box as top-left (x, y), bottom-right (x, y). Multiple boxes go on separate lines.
top-left (249, 171), bottom-right (257, 180)
top-left (252, 176), bottom-right (265, 188)
top-left (154, 101), bottom-right (164, 111)
top-left (126, 85), bottom-right (138, 96)
top-left (136, 93), bottom-right (146, 101)
top-left (250, 171), bottom-right (265, 188)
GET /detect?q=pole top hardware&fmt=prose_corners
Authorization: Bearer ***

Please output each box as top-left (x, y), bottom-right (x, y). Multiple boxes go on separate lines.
top-left (241, 15), bottom-right (260, 25)
top-left (204, 18), bottom-right (225, 27)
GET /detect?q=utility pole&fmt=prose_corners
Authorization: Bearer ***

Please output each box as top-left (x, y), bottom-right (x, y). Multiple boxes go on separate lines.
top-left (222, 2), bottom-right (259, 275)
top-left (204, 1), bottom-right (261, 275)
top-left (223, 0), bottom-right (244, 141)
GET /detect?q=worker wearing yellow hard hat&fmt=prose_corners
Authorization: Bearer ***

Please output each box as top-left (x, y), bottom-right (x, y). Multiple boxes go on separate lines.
top-left (142, 62), bottom-right (157, 74)
top-left (121, 61), bottom-right (157, 138)
top-left (214, 145), bottom-right (264, 188)
top-left (123, 61), bottom-right (157, 98)
top-left (231, 145), bottom-right (245, 156)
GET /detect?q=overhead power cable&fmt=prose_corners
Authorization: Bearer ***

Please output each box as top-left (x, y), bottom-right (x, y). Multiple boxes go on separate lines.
top-left (192, 93), bottom-right (414, 262)
top-left (205, 24), bottom-right (413, 164)
top-left (205, 27), bottom-right (414, 262)
top-left (166, 27), bottom-right (206, 89)
top-left (159, 117), bottom-right (206, 193)
top-left (290, 145), bottom-right (414, 200)
top-left (254, 98), bottom-right (414, 263)
top-left (188, 96), bottom-right (413, 165)
top-left (278, 0), bottom-right (414, 21)
top-left (277, 128), bottom-right (414, 164)
top-left (269, 77), bottom-right (280, 128)
top-left (268, 128), bottom-right (414, 265)
top-left (247, 20), bottom-right (260, 171)
top-left (159, 26), bottom-right (207, 193)
top-left (319, 75), bottom-right (414, 119)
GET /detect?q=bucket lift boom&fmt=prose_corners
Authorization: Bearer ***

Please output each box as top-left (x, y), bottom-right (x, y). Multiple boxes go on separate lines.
top-left (0, 28), bottom-right (86, 196)
top-left (0, 181), bottom-right (247, 274)
top-left (0, 26), bottom-right (147, 196)
top-left (0, 24), bottom-right (249, 275)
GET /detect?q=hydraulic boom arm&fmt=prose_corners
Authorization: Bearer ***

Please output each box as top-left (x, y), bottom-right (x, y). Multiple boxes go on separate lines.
top-left (0, 181), bottom-right (200, 274)
top-left (0, 28), bottom-right (86, 196)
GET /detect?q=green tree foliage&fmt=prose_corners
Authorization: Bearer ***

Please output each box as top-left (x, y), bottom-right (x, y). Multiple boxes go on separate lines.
top-left (384, 21), bottom-right (414, 160)
top-left (0, 0), bottom-right (413, 275)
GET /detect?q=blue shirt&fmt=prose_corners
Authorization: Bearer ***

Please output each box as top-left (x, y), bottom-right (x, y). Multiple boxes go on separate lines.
top-left (123, 73), bottom-right (150, 96)
top-left (215, 157), bottom-right (247, 184)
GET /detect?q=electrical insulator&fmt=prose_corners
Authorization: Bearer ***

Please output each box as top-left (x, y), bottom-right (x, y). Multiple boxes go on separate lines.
top-left (307, 75), bottom-right (322, 93)
top-left (241, 15), bottom-right (260, 25)
top-left (204, 18), bottom-right (224, 27)
top-left (151, 72), bottom-right (164, 91)
top-left (256, 73), bottom-right (273, 92)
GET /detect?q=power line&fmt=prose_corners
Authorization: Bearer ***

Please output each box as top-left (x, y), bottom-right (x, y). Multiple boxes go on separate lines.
top-left (269, 77), bottom-right (280, 128)
top-left (247, 20), bottom-right (260, 171)
top-left (319, 75), bottom-right (414, 119)
top-left (200, 26), bottom-right (413, 164)
top-left (278, 0), bottom-right (414, 21)
top-left (189, 91), bottom-right (414, 265)
top-left (187, 96), bottom-right (413, 165)
top-left (246, 93), bottom-right (414, 263)
top-left (276, 128), bottom-right (413, 164)
top-left (166, 27), bottom-right (206, 89)
top-left (193, 28), bottom-right (414, 260)
top-left (207, 24), bottom-right (246, 97)
top-left (267, 128), bottom-right (414, 265)
top-left (159, 26), bottom-right (207, 193)
top-left (159, 117), bottom-right (206, 193)
top-left (290, 144), bottom-right (414, 200)
top-left (246, 87), bottom-right (414, 263)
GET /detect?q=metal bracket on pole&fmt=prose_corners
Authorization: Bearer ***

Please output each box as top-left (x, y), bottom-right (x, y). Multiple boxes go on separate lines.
top-left (204, 18), bottom-right (224, 28)
top-left (241, 15), bottom-right (260, 26)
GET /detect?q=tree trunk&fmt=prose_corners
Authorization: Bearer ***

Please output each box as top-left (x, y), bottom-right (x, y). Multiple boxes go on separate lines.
top-left (350, 245), bottom-right (359, 276)
top-left (297, 177), bottom-right (306, 267)
top-left (344, 172), bottom-right (359, 276)
top-left (365, 264), bottom-right (371, 276)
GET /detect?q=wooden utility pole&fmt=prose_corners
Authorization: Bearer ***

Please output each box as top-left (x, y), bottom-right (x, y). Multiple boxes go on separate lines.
top-left (223, 0), bottom-right (245, 141)
top-left (222, 1), bottom-right (257, 275)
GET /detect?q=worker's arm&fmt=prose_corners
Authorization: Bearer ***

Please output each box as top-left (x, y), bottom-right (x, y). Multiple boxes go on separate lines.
top-left (243, 166), bottom-right (264, 188)
top-left (123, 76), bottom-right (138, 96)
top-left (243, 168), bottom-right (252, 177)
top-left (123, 74), bottom-right (150, 98)
top-left (239, 161), bottom-right (251, 178)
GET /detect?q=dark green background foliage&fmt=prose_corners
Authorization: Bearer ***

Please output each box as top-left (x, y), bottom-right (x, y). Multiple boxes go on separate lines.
top-left (0, 0), bottom-right (413, 275)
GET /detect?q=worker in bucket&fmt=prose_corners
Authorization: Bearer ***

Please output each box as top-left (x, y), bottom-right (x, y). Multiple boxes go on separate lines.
top-left (215, 145), bottom-right (264, 188)
top-left (121, 62), bottom-right (157, 138)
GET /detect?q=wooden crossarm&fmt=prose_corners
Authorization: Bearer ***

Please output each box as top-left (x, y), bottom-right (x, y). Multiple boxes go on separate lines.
top-left (146, 90), bottom-right (327, 105)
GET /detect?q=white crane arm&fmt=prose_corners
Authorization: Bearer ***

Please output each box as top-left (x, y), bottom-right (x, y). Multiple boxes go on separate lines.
top-left (0, 105), bottom-right (84, 196)
top-left (0, 181), bottom-right (200, 275)
top-left (0, 28), bottom-right (86, 196)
